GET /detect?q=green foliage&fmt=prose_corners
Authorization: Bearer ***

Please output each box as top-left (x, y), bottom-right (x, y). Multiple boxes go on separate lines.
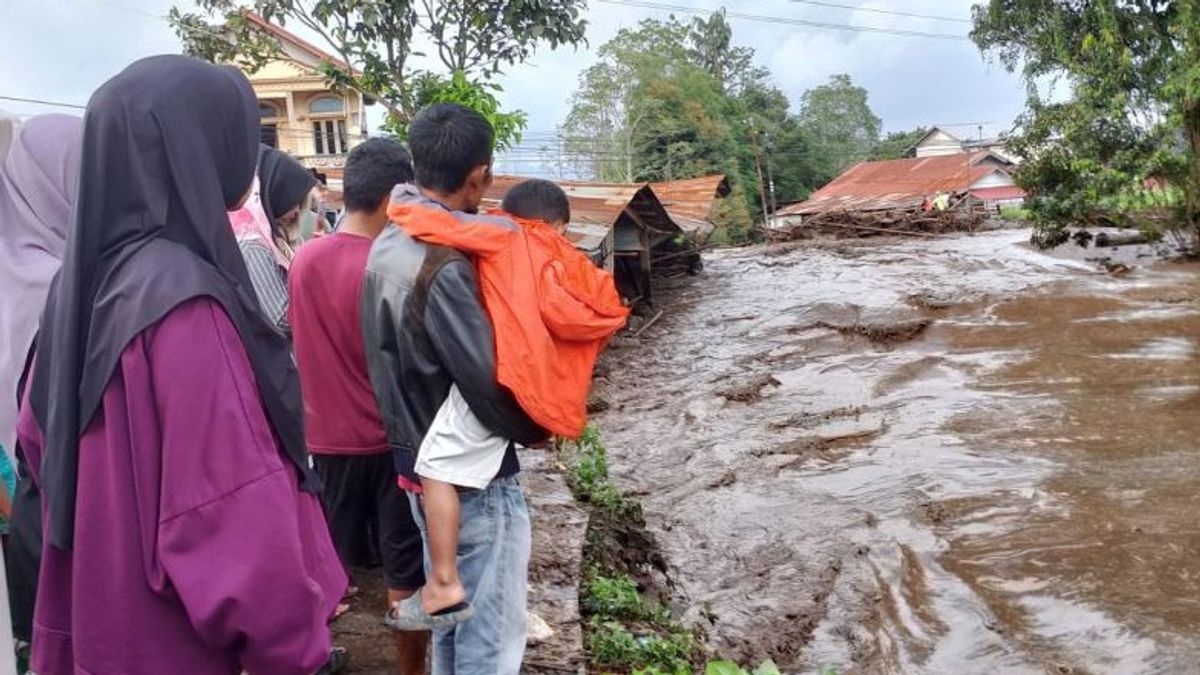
top-left (170, 0), bottom-right (586, 149)
top-left (583, 571), bottom-right (671, 624)
top-left (562, 427), bottom-right (635, 518)
top-left (704, 661), bottom-right (783, 675)
top-left (998, 204), bottom-right (1030, 221)
top-left (797, 74), bottom-right (882, 185)
top-left (562, 12), bottom-right (829, 227)
top-left (382, 71), bottom-right (526, 151)
top-left (588, 619), bottom-right (694, 673)
top-left (871, 128), bottom-right (928, 161)
top-left (971, 0), bottom-right (1200, 252)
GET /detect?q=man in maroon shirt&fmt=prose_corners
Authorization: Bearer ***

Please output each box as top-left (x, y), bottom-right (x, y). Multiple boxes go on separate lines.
top-left (288, 138), bottom-right (427, 673)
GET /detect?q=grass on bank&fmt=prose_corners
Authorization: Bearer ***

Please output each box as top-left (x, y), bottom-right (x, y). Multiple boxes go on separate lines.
top-left (560, 427), bottom-right (797, 675)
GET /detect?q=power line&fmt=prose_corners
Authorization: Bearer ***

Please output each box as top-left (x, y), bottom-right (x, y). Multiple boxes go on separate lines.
top-left (593, 0), bottom-right (970, 40)
top-left (767, 0), bottom-right (971, 24)
top-left (0, 95), bottom-right (85, 110)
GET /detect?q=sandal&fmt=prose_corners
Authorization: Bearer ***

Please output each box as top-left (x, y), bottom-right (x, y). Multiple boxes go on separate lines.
top-left (384, 592), bottom-right (474, 631)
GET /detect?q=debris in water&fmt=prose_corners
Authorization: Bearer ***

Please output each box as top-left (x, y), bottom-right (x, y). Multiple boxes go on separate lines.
top-left (769, 405), bottom-right (868, 430)
top-left (709, 471), bottom-right (737, 488)
top-left (587, 395), bottom-right (611, 415)
top-left (719, 373), bottom-right (782, 403)
top-left (816, 318), bottom-right (931, 345)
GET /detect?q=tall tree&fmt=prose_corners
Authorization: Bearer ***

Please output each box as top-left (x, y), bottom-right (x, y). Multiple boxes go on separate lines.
top-left (972, 0), bottom-right (1200, 249)
top-left (169, 0), bottom-right (588, 148)
top-left (562, 19), bottom-right (691, 182)
top-left (687, 8), bottom-right (764, 94)
top-left (796, 74), bottom-right (881, 185)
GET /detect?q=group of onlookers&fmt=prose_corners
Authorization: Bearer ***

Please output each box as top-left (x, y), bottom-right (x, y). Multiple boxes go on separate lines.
top-left (0, 54), bottom-right (627, 675)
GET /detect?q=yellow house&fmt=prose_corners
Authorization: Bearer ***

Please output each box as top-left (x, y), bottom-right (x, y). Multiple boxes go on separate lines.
top-left (238, 12), bottom-right (371, 189)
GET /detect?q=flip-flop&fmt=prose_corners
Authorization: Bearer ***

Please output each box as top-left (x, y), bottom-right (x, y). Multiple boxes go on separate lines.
top-left (384, 592), bottom-right (475, 631)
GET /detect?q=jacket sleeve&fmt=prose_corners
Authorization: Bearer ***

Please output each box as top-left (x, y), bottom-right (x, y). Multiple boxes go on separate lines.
top-left (425, 259), bottom-right (547, 446)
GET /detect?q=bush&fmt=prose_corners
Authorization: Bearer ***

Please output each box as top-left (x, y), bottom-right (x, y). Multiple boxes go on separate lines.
top-left (588, 619), bottom-right (694, 673)
top-left (562, 427), bottom-right (637, 518)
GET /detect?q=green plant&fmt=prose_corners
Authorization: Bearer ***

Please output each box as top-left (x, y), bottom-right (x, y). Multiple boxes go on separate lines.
top-left (589, 619), bottom-right (694, 672)
top-left (704, 660), bottom-right (783, 675)
top-left (584, 573), bottom-right (645, 619)
top-left (998, 204), bottom-right (1030, 221)
top-left (562, 427), bottom-right (638, 518)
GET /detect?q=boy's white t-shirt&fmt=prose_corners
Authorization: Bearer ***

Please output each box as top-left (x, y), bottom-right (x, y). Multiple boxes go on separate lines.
top-left (416, 385), bottom-right (510, 489)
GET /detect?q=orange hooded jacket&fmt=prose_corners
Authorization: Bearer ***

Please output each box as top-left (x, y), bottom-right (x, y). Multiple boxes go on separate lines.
top-left (388, 200), bottom-right (629, 439)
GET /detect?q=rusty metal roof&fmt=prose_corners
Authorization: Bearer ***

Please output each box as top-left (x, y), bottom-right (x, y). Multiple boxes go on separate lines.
top-left (483, 175), bottom-right (681, 252)
top-left (649, 175), bottom-right (728, 238)
top-left (779, 152), bottom-right (1012, 216)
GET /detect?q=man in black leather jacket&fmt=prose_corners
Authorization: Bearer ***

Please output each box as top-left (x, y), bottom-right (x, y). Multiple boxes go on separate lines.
top-left (360, 103), bottom-right (546, 674)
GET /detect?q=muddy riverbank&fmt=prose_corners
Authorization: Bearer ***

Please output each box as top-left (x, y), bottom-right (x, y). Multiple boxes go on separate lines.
top-left (592, 230), bottom-right (1200, 673)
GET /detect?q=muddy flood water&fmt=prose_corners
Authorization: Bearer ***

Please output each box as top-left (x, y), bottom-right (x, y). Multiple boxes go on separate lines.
top-left (591, 229), bottom-right (1200, 674)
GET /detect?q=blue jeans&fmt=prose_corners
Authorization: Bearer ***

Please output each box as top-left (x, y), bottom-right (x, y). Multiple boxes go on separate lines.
top-left (408, 475), bottom-right (530, 675)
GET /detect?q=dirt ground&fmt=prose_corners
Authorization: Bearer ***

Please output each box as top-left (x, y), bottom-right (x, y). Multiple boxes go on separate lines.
top-left (590, 230), bottom-right (1200, 673)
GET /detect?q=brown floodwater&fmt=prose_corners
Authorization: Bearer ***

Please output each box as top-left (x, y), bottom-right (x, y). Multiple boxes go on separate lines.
top-left (592, 229), bottom-right (1200, 674)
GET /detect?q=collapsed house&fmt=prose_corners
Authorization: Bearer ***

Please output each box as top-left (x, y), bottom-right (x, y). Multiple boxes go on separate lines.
top-left (769, 152), bottom-right (1024, 237)
top-left (484, 176), bottom-right (699, 303)
top-left (649, 175), bottom-right (730, 244)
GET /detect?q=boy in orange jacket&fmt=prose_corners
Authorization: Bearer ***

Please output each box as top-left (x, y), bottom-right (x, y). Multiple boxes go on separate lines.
top-left (386, 178), bottom-right (629, 630)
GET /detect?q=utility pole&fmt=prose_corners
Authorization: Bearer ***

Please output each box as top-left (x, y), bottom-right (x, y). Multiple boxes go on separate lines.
top-left (748, 121), bottom-right (771, 232)
top-left (763, 130), bottom-right (778, 213)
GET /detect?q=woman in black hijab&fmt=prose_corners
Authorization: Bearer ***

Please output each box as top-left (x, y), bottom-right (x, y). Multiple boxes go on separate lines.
top-left (20, 55), bottom-right (346, 675)
top-left (237, 147), bottom-right (319, 337)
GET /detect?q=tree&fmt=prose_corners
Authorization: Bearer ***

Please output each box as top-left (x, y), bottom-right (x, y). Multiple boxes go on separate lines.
top-left (871, 127), bottom-right (928, 161)
top-left (686, 9), bottom-right (761, 94)
top-left (972, 0), bottom-right (1200, 250)
top-left (796, 74), bottom-right (881, 185)
top-left (169, 0), bottom-right (588, 149)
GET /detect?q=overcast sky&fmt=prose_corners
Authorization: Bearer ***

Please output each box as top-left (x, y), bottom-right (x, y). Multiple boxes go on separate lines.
top-left (2, 0), bottom-right (1029, 174)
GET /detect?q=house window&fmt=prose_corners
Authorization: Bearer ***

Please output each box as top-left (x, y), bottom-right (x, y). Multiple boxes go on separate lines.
top-left (308, 97), bottom-right (344, 115)
top-left (313, 119), bottom-right (347, 155)
top-left (259, 102), bottom-right (280, 119)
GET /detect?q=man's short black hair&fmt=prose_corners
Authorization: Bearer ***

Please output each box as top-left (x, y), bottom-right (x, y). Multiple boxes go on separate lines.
top-left (343, 137), bottom-right (413, 212)
top-left (501, 179), bottom-right (571, 225)
top-left (408, 103), bottom-right (494, 194)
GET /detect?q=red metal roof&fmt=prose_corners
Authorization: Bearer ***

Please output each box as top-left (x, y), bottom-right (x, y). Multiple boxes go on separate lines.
top-left (649, 175), bottom-right (728, 239)
top-left (779, 152), bottom-right (1011, 216)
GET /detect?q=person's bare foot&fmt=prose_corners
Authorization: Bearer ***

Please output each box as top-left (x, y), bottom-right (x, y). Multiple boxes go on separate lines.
top-left (420, 578), bottom-right (466, 615)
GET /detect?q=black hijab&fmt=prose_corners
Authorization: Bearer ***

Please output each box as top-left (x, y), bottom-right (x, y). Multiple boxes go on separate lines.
top-left (29, 55), bottom-right (320, 551)
top-left (258, 146), bottom-right (317, 229)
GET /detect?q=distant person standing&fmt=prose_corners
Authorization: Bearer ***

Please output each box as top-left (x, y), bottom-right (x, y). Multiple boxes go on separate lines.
top-left (0, 114), bottom-right (83, 658)
top-left (231, 147), bottom-right (319, 337)
top-left (20, 55), bottom-right (345, 675)
top-left (288, 138), bottom-right (429, 675)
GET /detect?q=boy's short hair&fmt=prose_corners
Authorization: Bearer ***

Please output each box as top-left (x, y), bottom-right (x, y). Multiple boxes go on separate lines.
top-left (408, 103), bottom-right (494, 194)
top-left (343, 137), bottom-right (413, 212)
top-left (501, 179), bottom-right (571, 225)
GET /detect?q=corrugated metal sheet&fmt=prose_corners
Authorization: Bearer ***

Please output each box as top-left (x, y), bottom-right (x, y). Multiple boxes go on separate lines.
top-left (649, 175), bottom-right (728, 238)
top-left (779, 152), bottom-right (1011, 216)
